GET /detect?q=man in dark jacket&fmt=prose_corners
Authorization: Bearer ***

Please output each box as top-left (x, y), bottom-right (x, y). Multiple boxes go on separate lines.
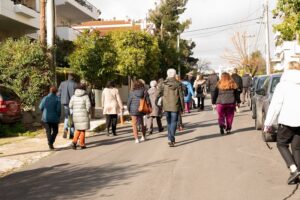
top-left (159, 68), bottom-right (184, 147)
top-left (58, 74), bottom-right (77, 139)
top-left (206, 70), bottom-right (219, 105)
top-left (231, 68), bottom-right (243, 112)
top-left (241, 73), bottom-right (252, 105)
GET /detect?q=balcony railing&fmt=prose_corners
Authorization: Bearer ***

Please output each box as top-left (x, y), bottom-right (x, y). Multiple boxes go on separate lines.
top-left (11, 0), bottom-right (37, 11)
top-left (74, 0), bottom-right (101, 15)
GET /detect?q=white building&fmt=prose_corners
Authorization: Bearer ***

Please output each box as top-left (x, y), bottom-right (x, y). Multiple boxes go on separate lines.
top-left (273, 33), bottom-right (300, 70)
top-left (0, 0), bottom-right (101, 41)
top-left (0, 0), bottom-right (40, 40)
top-left (56, 0), bottom-right (101, 41)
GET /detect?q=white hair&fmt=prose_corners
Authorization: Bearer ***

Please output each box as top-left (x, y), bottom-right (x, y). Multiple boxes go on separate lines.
top-left (167, 68), bottom-right (177, 78)
top-left (150, 80), bottom-right (157, 88)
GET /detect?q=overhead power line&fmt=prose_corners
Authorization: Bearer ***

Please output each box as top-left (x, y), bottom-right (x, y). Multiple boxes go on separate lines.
top-left (183, 17), bottom-right (263, 34)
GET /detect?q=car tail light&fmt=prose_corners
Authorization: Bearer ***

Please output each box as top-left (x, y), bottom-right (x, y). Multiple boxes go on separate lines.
top-left (0, 100), bottom-right (8, 112)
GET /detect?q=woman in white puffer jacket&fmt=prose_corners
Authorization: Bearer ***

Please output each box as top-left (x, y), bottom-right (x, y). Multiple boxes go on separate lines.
top-left (69, 84), bottom-right (91, 149)
top-left (264, 61), bottom-right (300, 185)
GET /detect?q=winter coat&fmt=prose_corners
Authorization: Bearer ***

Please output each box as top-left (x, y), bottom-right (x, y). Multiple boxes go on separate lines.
top-left (264, 70), bottom-right (300, 127)
top-left (102, 88), bottom-right (123, 115)
top-left (69, 89), bottom-right (91, 130)
top-left (39, 93), bottom-right (61, 123)
top-left (182, 80), bottom-right (194, 103)
top-left (231, 73), bottom-right (243, 92)
top-left (127, 89), bottom-right (149, 116)
top-left (242, 74), bottom-right (252, 88)
top-left (212, 88), bottom-right (241, 105)
top-left (159, 78), bottom-right (184, 112)
top-left (207, 74), bottom-right (219, 92)
top-left (148, 87), bottom-right (162, 117)
top-left (58, 79), bottom-right (77, 105)
top-left (194, 80), bottom-right (207, 98)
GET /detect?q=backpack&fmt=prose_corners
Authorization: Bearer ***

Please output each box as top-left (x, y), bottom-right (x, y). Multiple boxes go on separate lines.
top-left (196, 85), bottom-right (203, 95)
top-left (183, 84), bottom-right (189, 97)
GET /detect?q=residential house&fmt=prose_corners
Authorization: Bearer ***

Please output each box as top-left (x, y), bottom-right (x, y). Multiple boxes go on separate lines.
top-left (56, 0), bottom-right (101, 41)
top-left (72, 19), bottom-right (155, 36)
top-left (0, 0), bottom-right (39, 40)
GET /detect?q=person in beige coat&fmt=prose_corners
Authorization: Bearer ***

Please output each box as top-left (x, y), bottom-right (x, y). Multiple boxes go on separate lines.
top-left (102, 81), bottom-right (123, 136)
top-left (69, 84), bottom-right (91, 149)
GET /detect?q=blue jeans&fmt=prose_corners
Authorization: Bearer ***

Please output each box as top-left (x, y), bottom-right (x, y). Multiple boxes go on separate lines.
top-left (63, 105), bottom-right (74, 136)
top-left (166, 112), bottom-right (179, 143)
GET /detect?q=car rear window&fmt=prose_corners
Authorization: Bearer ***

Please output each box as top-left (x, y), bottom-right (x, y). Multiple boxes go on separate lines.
top-left (270, 77), bottom-right (281, 93)
top-left (257, 77), bottom-right (267, 90)
top-left (0, 87), bottom-right (19, 101)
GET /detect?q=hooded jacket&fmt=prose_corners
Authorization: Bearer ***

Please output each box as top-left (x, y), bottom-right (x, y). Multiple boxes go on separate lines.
top-left (159, 78), bottom-right (184, 112)
top-left (182, 80), bottom-right (194, 103)
top-left (69, 89), bottom-right (91, 130)
top-left (265, 70), bottom-right (300, 127)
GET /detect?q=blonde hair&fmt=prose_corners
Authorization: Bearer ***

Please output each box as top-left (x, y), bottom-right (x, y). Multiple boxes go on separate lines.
top-left (288, 61), bottom-right (300, 70)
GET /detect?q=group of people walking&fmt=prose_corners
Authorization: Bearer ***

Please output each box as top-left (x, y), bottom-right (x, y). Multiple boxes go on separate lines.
top-left (39, 74), bottom-right (91, 150)
top-left (38, 60), bottom-right (300, 185)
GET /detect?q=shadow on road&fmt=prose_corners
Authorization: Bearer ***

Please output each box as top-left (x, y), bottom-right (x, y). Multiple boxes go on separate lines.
top-left (175, 133), bottom-right (223, 147)
top-left (0, 159), bottom-right (176, 200)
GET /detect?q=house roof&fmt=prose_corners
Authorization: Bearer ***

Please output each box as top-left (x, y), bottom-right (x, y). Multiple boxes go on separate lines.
top-left (72, 19), bottom-right (153, 36)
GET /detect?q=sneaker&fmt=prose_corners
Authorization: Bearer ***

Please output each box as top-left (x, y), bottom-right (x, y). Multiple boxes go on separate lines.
top-left (49, 144), bottom-right (54, 150)
top-left (159, 128), bottom-right (164, 132)
top-left (140, 136), bottom-right (146, 142)
top-left (168, 142), bottom-right (175, 147)
top-left (63, 130), bottom-right (68, 138)
top-left (80, 146), bottom-right (87, 149)
top-left (220, 126), bottom-right (225, 135)
top-left (69, 135), bottom-right (74, 140)
top-left (70, 142), bottom-right (77, 150)
top-left (135, 139), bottom-right (140, 144)
top-left (226, 130), bottom-right (231, 134)
top-left (288, 170), bottom-right (300, 185)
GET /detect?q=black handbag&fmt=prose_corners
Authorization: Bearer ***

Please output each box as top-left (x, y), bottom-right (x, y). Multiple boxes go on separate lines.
top-left (262, 129), bottom-right (277, 142)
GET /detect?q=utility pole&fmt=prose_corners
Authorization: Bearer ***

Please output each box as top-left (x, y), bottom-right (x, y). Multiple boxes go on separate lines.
top-left (177, 33), bottom-right (181, 77)
top-left (46, 0), bottom-right (56, 85)
top-left (39, 0), bottom-right (46, 49)
top-left (265, 0), bottom-right (271, 75)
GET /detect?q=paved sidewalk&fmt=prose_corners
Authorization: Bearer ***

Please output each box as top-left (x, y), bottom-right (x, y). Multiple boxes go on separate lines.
top-left (0, 119), bottom-right (106, 177)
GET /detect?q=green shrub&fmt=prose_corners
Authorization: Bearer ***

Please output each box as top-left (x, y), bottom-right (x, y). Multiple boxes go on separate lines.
top-left (0, 123), bottom-right (38, 138)
top-left (0, 37), bottom-right (52, 110)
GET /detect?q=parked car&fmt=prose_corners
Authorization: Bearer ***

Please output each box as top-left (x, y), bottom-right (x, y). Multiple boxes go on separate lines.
top-left (254, 74), bottom-right (282, 130)
top-left (0, 86), bottom-right (22, 123)
top-left (251, 75), bottom-right (268, 119)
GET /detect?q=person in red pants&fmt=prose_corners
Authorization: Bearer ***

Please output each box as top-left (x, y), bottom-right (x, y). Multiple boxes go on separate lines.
top-left (212, 72), bottom-right (241, 135)
top-left (69, 84), bottom-right (91, 149)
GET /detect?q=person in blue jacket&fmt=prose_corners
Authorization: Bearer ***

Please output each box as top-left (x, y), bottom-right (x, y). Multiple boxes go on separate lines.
top-left (39, 86), bottom-right (61, 150)
top-left (182, 75), bottom-right (194, 113)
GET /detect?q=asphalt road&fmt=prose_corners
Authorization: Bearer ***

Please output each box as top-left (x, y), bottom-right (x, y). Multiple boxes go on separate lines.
top-left (1, 102), bottom-right (300, 200)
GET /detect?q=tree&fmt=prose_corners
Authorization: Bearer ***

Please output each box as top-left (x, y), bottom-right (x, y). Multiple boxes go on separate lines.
top-left (195, 58), bottom-right (211, 72)
top-left (55, 38), bottom-right (75, 68)
top-left (69, 31), bottom-right (117, 89)
top-left (0, 37), bottom-right (51, 110)
top-left (273, 0), bottom-right (300, 43)
top-left (39, 0), bottom-right (46, 49)
top-left (149, 0), bottom-right (197, 77)
top-left (223, 32), bottom-right (266, 76)
top-left (110, 31), bottom-right (160, 82)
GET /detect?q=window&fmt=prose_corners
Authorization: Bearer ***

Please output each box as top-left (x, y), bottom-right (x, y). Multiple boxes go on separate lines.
top-left (270, 77), bottom-right (281, 94)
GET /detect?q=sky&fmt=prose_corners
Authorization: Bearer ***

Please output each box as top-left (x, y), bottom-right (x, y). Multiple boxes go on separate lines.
top-left (89, 0), bottom-right (278, 69)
